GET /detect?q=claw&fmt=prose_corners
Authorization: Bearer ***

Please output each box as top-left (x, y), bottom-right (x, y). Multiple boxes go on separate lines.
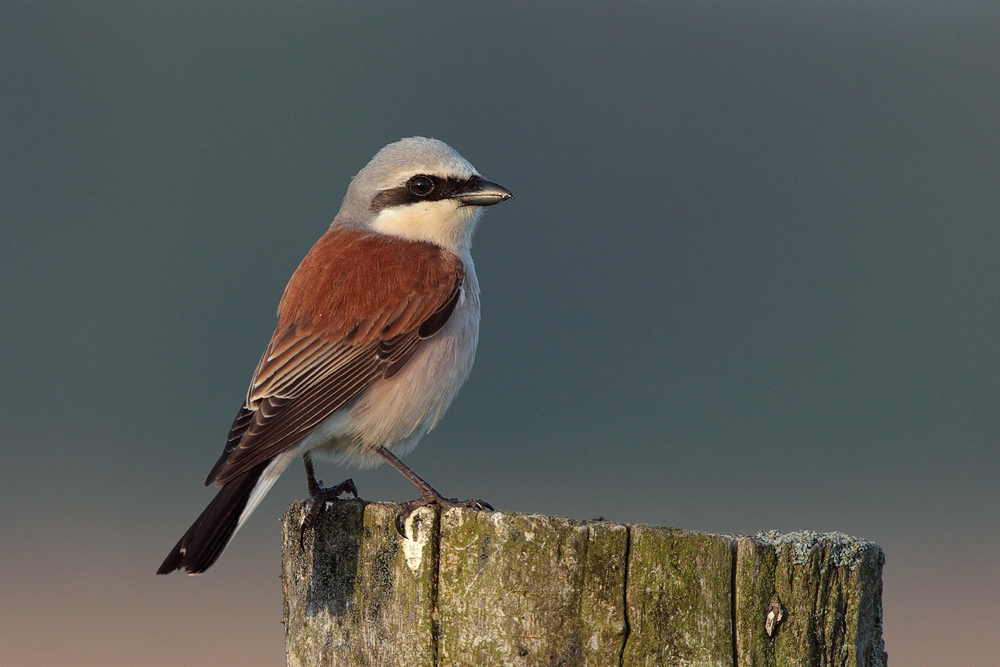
top-left (393, 492), bottom-right (493, 537)
top-left (298, 477), bottom-right (359, 550)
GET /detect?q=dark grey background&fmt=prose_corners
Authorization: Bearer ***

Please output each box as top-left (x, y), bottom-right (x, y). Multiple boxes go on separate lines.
top-left (3, 1), bottom-right (998, 664)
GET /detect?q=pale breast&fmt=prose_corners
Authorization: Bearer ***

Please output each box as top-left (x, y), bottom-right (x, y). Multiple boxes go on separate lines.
top-left (351, 265), bottom-right (480, 448)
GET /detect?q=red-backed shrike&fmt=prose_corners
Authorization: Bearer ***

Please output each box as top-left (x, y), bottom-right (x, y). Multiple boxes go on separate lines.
top-left (158, 137), bottom-right (511, 575)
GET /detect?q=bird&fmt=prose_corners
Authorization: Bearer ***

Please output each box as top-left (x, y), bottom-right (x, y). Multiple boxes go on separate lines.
top-left (158, 137), bottom-right (512, 575)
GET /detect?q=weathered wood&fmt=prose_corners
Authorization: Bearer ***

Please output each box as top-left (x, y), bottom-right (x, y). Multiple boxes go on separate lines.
top-left (282, 500), bottom-right (438, 667)
top-left (282, 502), bottom-right (886, 667)
top-left (755, 531), bottom-right (887, 667)
top-left (436, 509), bottom-right (628, 666)
top-left (623, 526), bottom-right (735, 666)
top-left (735, 537), bottom-right (780, 667)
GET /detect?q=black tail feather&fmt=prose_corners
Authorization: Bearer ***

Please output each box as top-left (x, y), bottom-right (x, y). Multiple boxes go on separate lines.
top-left (157, 461), bottom-right (269, 575)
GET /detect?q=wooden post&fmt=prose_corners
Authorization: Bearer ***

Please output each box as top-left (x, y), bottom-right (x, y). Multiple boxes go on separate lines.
top-left (282, 500), bottom-right (887, 667)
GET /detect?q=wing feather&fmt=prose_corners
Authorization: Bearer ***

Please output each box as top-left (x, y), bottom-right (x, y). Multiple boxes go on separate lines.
top-left (208, 229), bottom-right (464, 486)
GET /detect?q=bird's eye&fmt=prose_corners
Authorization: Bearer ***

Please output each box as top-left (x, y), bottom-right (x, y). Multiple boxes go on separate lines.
top-left (407, 175), bottom-right (435, 197)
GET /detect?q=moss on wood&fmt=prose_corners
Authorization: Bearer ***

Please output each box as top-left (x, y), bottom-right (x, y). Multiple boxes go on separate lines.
top-left (282, 504), bottom-right (886, 666)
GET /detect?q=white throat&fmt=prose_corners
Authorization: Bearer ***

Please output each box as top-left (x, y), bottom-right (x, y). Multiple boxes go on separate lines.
top-left (369, 201), bottom-right (481, 254)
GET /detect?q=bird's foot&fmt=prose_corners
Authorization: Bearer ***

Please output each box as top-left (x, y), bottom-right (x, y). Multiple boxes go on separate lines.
top-left (299, 477), bottom-right (359, 548)
top-left (394, 492), bottom-right (493, 537)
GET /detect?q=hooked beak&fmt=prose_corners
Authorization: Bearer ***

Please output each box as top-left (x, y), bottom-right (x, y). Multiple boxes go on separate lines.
top-left (454, 179), bottom-right (514, 207)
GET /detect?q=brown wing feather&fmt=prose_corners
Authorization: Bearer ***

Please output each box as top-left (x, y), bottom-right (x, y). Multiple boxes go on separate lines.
top-left (208, 229), bottom-right (464, 486)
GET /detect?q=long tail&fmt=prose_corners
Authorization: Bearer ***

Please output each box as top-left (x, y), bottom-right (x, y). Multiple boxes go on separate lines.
top-left (158, 447), bottom-right (300, 575)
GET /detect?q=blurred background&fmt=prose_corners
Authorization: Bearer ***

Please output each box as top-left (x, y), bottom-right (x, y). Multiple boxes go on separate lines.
top-left (3, 1), bottom-right (998, 664)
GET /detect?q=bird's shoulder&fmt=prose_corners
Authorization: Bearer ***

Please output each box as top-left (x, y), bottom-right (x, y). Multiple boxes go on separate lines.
top-left (276, 227), bottom-right (464, 344)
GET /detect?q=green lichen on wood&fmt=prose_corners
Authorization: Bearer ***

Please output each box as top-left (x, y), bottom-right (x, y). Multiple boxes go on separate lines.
top-left (436, 508), bottom-right (626, 666)
top-left (623, 526), bottom-right (736, 667)
top-left (282, 500), bottom-right (437, 667)
top-left (752, 531), bottom-right (888, 667)
top-left (579, 520), bottom-right (629, 665)
top-left (735, 537), bottom-right (780, 667)
top-left (282, 505), bottom-right (886, 667)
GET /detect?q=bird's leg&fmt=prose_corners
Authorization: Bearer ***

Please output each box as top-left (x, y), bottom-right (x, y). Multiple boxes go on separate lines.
top-left (371, 446), bottom-right (493, 536)
top-left (299, 452), bottom-right (359, 547)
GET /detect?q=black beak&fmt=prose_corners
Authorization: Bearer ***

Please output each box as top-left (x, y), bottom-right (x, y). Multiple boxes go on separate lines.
top-left (454, 179), bottom-right (514, 207)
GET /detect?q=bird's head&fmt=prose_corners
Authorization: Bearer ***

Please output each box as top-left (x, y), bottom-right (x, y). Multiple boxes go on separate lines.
top-left (335, 137), bottom-right (512, 254)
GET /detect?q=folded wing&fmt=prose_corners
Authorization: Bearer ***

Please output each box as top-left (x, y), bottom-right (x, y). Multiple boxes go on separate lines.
top-left (206, 228), bottom-right (464, 486)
